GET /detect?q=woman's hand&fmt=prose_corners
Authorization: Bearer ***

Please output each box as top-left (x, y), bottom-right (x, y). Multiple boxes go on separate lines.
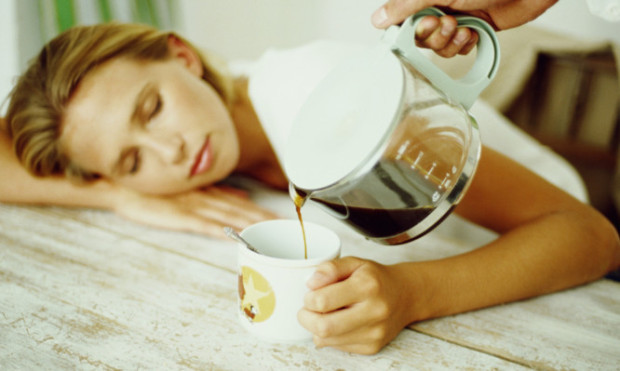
top-left (372, 0), bottom-right (558, 57)
top-left (298, 257), bottom-right (416, 355)
top-left (113, 184), bottom-right (277, 238)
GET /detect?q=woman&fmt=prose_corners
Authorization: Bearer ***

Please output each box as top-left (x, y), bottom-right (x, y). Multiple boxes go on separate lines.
top-left (2, 23), bottom-right (619, 355)
top-left (1, 23), bottom-right (279, 237)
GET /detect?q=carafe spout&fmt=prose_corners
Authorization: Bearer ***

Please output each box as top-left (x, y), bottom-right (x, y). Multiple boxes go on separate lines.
top-left (288, 182), bottom-right (309, 208)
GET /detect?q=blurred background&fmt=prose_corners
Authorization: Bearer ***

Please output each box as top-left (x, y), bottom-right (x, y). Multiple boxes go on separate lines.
top-left (1, 0), bottom-right (619, 230)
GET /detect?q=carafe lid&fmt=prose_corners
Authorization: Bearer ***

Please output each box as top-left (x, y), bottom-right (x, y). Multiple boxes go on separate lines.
top-left (283, 46), bottom-right (404, 191)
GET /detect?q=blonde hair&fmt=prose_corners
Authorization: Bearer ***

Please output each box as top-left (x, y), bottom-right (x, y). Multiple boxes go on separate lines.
top-left (6, 22), bottom-right (234, 182)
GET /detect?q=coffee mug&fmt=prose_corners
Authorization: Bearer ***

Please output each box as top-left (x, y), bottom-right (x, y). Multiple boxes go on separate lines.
top-left (236, 219), bottom-right (341, 343)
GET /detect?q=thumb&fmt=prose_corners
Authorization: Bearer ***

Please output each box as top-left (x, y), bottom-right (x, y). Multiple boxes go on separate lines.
top-left (306, 256), bottom-right (365, 290)
top-left (372, 0), bottom-right (439, 28)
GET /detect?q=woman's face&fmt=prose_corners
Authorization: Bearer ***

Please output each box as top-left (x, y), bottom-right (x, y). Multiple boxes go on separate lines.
top-left (60, 40), bottom-right (239, 195)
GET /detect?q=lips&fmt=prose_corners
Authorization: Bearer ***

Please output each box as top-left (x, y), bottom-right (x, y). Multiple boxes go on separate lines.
top-left (190, 136), bottom-right (213, 177)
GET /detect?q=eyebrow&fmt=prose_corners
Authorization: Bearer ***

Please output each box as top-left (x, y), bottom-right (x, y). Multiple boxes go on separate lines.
top-left (110, 83), bottom-right (152, 176)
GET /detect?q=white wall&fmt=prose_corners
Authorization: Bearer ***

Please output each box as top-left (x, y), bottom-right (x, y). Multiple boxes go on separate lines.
top-left (532, 0), bottom-right (620, 45)
top-left (177, 0), bottom-right (383, 60)
top-left (0, 0), bottom-right (19, 114)
top-left (178, 0), bottom-right (619, 62)
top-left (2, 0), bottom-right (618, 110)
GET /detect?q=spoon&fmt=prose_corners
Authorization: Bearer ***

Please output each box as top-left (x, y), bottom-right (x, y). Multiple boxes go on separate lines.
top-left (224, 227), bottom-right (260, 254)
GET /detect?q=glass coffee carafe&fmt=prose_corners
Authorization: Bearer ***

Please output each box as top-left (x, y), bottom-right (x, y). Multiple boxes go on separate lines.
top-left (284, 8), bottom-right (500, 245)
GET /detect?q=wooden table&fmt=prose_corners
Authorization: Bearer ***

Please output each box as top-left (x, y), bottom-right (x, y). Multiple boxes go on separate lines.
top-left (1, 184), bottom-right (619, 370)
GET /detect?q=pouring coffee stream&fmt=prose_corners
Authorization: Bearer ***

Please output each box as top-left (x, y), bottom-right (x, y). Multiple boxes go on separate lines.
top-left (285, 7), bottom-right (499, 245)
top-left (292, 191), bottom-right (309, 260)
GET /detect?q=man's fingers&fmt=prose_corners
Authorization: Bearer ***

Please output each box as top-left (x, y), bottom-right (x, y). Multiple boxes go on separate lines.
top-left (415, 15), bottom-right (457, 51)
top-left (415, 15), bottom-right (440, 39)
top-left (373, 0), bottom-right (443, 28)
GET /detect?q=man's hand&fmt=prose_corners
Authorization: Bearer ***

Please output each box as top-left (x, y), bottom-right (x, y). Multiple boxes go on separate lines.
top-left (372, 0), bottom-right (557, 57)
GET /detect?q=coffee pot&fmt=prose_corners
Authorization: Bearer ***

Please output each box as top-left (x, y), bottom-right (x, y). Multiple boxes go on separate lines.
top-left (284, 8), bottom-right (500, 244)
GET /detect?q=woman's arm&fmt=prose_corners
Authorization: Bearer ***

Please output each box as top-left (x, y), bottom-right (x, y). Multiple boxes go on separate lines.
top-left (399, 146), bottom-right (619, 318)
top-left (298, 146), bottom-right (620, 354)
top-left (0, 126), bottom-right (119, 208)
top-left (0, 125), bottom-right (276, 237)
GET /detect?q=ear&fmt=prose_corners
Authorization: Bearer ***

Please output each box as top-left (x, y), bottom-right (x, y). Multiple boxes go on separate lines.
top-left (166, 34), bottom-right (203, 77)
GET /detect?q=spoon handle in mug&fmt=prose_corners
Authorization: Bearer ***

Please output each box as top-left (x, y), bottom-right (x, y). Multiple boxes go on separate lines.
top-left (224, 227), bottom-right (261, 254)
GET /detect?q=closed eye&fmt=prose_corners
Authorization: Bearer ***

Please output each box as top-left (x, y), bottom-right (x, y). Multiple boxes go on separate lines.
top-left (129, 149), bottom-right (141, 174)
top-left (149, 93), bottom-right (162, 120)
top-left (118, 147), bottom-right (142, 175)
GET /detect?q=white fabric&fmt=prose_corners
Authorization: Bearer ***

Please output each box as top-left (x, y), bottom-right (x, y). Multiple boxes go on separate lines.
top-left (243, 40), bottom-right (587, 203)
top-left (586, 0), bottom-right (620, 21)
top-left (245, 40), bottom-right (367, 166)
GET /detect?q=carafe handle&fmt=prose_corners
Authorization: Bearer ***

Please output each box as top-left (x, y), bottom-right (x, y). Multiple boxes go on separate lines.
top-left (383, 7), bottom-right (500, 109)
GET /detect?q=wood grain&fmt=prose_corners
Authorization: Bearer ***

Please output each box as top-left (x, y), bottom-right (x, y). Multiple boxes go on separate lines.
top-left (1, 191), bottom-right (618, 370)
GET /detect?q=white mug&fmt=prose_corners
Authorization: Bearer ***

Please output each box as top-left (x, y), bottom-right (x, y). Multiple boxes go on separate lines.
top-left (236, 219), bottom-right (341, 343)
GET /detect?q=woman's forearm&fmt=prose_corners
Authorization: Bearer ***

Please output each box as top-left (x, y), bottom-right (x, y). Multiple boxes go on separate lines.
top-left (399, 208), bottom-right (620, 324)
top-left (0, 130), bottom-right (120, 209)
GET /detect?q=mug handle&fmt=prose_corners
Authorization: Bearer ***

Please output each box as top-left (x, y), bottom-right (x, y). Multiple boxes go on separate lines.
top-left (383, 7), bottom-right (500, 109)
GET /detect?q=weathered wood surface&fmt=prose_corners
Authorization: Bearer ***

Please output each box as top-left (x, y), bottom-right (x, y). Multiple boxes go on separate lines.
top-left (1, 186), bottom-right (619, 370)
top-left (412, 279), bottom-right (620, 370)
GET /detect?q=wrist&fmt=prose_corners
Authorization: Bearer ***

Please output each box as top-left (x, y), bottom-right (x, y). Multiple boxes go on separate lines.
top-left (84, 180), bottom-right (136, 211)
top-left (106, 183), bottom-right (143, 212)
top-left (390, 262), bottom-right (431, 325)
top-left (392, 260), bottom-right (455, 325)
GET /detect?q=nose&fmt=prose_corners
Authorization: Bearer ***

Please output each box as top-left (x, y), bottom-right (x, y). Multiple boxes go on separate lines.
top-left (138, 133), bottom-right (186, 164)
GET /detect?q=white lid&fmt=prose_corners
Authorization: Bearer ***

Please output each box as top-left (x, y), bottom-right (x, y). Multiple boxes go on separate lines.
top-left (283, 46), bottom-right (404, 190)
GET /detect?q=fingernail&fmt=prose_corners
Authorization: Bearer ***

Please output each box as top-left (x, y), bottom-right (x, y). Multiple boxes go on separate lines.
top-left (306, 271), bottom-right (330, 289)
top-left (416, 17), bottom-right (436, 37)
top-left (453, 29), bottom-right (468, 46)
top-left (466, 34), bottom-right (478, 47)
top-left (371, 7), bottom-right (388, 27)
top-left (441, 21), bottom-right (455, 37)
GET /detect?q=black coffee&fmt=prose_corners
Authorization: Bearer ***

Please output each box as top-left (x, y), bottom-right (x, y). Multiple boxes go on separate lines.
top-left (305, 159), bottom-right (439, 239)
top-left (312, 201), bottom-right (434, 238)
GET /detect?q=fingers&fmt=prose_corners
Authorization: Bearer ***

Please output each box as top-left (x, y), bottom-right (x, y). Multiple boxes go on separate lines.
top-left (415, 15), bottom-right (479, 58)
top-left (303, 258), bottom-right (388, 317)
top-left (115, 185), bottom-right (278, 239)
top-left (306, 256), bottom-right (365, 290)
top-left (199, 188), bottom-right (276, 227)
top-left (121, 199), bottom-right (232, 239)
top-left (301, 258), bottom-right (388, 334)
top-left (372, 0), bottom-right (443, 28)
top-left (315, 323), bottom-right (396, 355)
top-left (170, 216), bottom-right (231, 239)
top-left (211, 183), bottom-right (250, 198)
top-left (197, 189), bottom-right (277, 235)
top-left (304, 276), bottom-right (360, 312)
top-left (298, 305), bottom-right (393, 355)
top-left (298, 292), bottom-right (396, 355)
top-left (372, 1), bottom-right (479, 58)
top-left (374, 0), bottom-right (557, 31)
top-left (300, 294), bottom-right (390, 338)
top-left (298, 259), bottom-right (407, 354)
